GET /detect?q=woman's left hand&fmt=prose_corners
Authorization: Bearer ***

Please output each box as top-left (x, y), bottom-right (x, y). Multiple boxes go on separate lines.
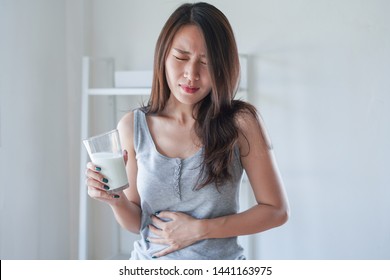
top-left (147, 211), bottom-right (206, 258)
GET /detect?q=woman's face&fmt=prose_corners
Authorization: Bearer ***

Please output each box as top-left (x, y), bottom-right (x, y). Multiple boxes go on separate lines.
top-left (165, 25), bottom-right (212, 106)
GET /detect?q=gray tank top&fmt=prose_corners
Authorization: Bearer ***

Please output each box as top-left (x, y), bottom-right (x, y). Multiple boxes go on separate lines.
top-left (130, 109), bottom-right (245, 260)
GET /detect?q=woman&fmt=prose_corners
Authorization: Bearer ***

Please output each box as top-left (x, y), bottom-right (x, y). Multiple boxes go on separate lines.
top-left (86, 2), bottom-right (289, 260)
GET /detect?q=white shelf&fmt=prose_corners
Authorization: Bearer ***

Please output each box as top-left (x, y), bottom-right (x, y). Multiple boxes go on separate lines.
top-left (88, 87), bottom-right (151, 96)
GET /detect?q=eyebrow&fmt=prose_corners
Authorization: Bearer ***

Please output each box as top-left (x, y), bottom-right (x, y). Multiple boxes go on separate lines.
top-left (173, 48), bottom-right (206, 58)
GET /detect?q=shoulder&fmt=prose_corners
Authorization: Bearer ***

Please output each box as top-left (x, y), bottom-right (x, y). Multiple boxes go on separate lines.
top-left (117, 110), bottom-right (136, 150)
top-left (234, 107), bottom-right (257, 132)
top-left (117, 107), bottom-right (146, 129)
top-left (232, 101), bottom-right (259, 133)
top-left (117, 110), bottom-right (135, 132)
top-left (234, 105), bottom-right (272, 156)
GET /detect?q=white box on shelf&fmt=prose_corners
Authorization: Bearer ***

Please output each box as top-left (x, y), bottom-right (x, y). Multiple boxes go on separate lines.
top-left (239, 55), bottom-right (248, 91)
top-left (114, 71), bottom-right (153, 88)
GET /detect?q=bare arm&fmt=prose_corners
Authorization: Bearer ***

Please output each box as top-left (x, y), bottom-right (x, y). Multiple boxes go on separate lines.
top-left (86, 111), bottom-right (142, 233)
top-left (201, 111), bottom-right (290, 238)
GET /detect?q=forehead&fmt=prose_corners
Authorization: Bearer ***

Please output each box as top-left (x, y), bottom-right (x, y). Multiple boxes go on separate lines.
top-left (171, 25), bottom-right (207, 54)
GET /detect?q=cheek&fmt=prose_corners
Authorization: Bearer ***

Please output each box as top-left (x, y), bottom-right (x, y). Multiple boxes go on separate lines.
top-left (165, 60), bottom-right (181, 83)
top-left (165, 61), bottom-right (174, 87)
top-left (201, 70), bottom-right (212, 89)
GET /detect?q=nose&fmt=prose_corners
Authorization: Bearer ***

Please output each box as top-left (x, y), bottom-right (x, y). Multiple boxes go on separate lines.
top-left (184, 61), bottom-right (200, 81)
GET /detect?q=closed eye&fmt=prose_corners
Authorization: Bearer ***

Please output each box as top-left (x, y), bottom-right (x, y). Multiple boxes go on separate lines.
top-left (173, 54), bottom-right (207, 65)
top-left (173, 55), bottom-right (187, 61)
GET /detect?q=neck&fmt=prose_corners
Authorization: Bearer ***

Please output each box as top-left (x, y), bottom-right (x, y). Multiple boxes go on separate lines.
top-left (162, 95), bottom-right (197, 125)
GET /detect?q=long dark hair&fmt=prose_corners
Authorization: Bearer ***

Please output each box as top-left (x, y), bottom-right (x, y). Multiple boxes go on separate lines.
top-left (144, 2), bottom-right (260, 188)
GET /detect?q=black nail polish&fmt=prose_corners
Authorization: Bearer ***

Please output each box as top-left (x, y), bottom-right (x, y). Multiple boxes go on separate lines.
top-left (103, 185), bottom-right (110, 190)
top-left (154, 211), bottom-right (161, 216)
top-left (95, 166), bottom-right (101, 172)
top-left (152, 255), bottom-right (157, 259)
top-left (113, 194), bottom-right (120, 198)
top-left (145, 238), bottom-right (150, 243)
top-left (102, 178), bottom-right (109, 183)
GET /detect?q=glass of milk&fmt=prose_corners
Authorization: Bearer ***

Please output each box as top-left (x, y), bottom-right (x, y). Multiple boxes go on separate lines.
top-left (83, 129), bottom-right (129, 193)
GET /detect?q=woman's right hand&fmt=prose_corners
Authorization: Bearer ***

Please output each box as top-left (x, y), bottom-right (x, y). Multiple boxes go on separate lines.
top-left (85, 150), bottom-right (128, 204)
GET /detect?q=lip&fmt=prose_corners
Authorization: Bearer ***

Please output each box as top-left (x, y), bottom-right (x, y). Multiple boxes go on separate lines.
top-left (180, 84), bottom-right (200, 94)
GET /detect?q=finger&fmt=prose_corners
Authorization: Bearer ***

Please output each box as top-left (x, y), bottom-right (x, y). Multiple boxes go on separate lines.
top-left (85, 167), bottom-right (109, 186)
top-left (152, 245), bottom-right (179, 258)
top-left (85, 177), bottom-right (110, 191)
top-left (87, 186), bottom-right (117, 200)
top-left (87, 162), bottom-right (102, 172)
top-left (155, 211), bottom-right (177, 220)
top-left (123, 150), bottom-right (128, 165)
top-left (150, 215), bottom-right (167, 229)
top-left (146, 236), bottom-right (167, 245)
top-left (148, 224), bottom-right (163, 236)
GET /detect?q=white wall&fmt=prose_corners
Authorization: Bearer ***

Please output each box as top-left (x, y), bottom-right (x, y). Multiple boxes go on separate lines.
top-left (0, 0), bottom-right (82, 259)
top-left (87, 0), bottom-right (390, 259)
top-left (236, 0), bottom-right (390, 259)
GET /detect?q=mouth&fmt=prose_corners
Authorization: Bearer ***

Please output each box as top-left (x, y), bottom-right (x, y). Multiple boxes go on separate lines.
top-left (180, 84), bottom-right (200, 94)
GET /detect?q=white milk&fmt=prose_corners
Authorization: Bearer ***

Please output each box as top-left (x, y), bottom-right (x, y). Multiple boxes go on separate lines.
top-left (91, 152), bottom-right (129, 192)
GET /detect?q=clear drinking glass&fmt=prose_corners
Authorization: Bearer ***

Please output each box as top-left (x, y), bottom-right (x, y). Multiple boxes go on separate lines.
top-left (83, 129), bottom-right (129, 193)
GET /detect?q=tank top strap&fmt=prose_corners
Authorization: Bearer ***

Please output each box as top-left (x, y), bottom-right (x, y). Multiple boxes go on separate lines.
top-left (133, 108), bottom-right (145, 154)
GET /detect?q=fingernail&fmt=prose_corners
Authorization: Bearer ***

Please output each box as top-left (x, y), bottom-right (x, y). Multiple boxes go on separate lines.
top-left (145, 238), bottom-right (150, 243)
top-left (102, 178), bottom-right (109, 183)
top-left (103, 185), bottom-right (110, 190)
top-left (154, 211), bottom-right (160, 216)
top-left (113, 194), bottom-right (120, 198)
top-left (152, 255), bottom-right (158, 259)
top-left (95, 166), bottom-right (101, 172)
